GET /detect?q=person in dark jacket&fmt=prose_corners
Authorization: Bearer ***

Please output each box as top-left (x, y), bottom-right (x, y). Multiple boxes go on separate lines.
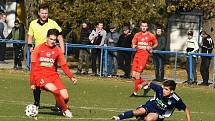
top-left (105, 23), bottom-right (120, 77)
top-left (76, 22), bottom-right (91, 74)
top-left (199, 31), bottom-right (214, 86)
top-left (10, 20), bottom-right (25, 70)
top-left (152, 27), bottom-right (167, 81)
top-left (117, 26), bottom-right (133, 78)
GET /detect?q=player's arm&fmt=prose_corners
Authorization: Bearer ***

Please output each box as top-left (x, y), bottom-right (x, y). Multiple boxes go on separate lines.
top-left (29, 46), bottom-right (40, 89)
top-left (27, 34), bottom-right (34, 53)
top-left (132, 34), bottom-right (138, 48)
top-left (147, 34), bottom-right (158, 52)
top-left (58, 53), bottom-right (77, 84)
top-left (54, 22), bottom-right (65, 54)
top-left (57, 34), bottom-right (65, 54)
top-left (175, 98), bottom-right (190, 121)
top-left (184, 107), bottom-right (191, 121)
top-left (27, 22), bottom-right (34, 52)
top-left (139, 81), bottom-right (162, 93)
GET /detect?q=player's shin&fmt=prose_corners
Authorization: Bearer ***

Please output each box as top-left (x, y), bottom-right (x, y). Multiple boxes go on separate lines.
top-left (134, 78), bottom-right (143, 93)
top-left (53, 89), bottom-right (67, 111)
top-left (33, 87), bottom-right (41, 107)
top-left (64, 97), bottom-right (69, 104)
top-left (118, 110), bottom-right (134, 120)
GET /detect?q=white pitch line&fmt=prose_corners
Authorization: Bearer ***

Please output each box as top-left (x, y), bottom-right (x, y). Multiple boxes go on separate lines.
top-left (0, 115), bottom-right (137, 120)
top-left (0, 99), bottom-right (215, 115)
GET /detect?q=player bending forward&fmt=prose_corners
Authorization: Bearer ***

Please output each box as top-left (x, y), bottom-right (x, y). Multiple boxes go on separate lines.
top-left (112, 80), bottom-right (190, 121)
top-left (29, 29), bottom-right (77, 118)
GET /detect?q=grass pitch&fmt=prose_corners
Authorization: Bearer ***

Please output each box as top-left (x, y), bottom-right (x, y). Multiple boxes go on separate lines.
top-left (0, 70), bottom-right (215, 121)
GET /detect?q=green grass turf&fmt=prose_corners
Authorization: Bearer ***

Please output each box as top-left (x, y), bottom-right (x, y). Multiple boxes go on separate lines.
top-left (0, 70), bottom-right (215, 121)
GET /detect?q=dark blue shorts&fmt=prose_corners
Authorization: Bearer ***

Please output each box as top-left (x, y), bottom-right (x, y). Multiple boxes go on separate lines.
top-left (136, 101), bottom-right (164, 121)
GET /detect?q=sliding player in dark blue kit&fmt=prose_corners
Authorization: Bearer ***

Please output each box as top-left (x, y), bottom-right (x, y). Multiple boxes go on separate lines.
top-left (112, 80), bottom-right (190, 121)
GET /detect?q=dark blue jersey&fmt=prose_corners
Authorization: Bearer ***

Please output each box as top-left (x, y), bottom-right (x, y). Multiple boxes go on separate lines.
top-left (146, 83), bottom-right (186, 116)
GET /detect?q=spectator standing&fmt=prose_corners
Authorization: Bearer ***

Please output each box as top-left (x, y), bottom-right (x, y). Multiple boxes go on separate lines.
top-left (152, 27), bottom-right (167, 82)
top-left (199, 31), bottom-right (214, 86)
top-left (10, 20), bottom-right (25, 70)
top-left (0, 12), bottom-right (8, 63)
top-left (76, 22), bottom-right (91, 75)
top-left (117, 26), bottom-right (133, 78)
top-left (89, 22), bottom-right (107, 76)
top-left (184, 31), bottom-right (199, 84)
top-left (105, 23), bottom-right (120, 77)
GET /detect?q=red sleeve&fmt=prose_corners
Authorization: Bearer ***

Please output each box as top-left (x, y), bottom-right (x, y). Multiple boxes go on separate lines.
top-left (57, 49), bottom-right (74, 78)
top-left (150, 33), bottom-right (158, 45)
top-left (29, 45), bottom-right (40, 86)
top-left (61, 64), bottom-right (74, 79)
top-left (132, 33), bottom-right (139, 46)
top-left (30, 62), bottom-right (36, 86)
top-left (58, 51), bottom-right (67, 66)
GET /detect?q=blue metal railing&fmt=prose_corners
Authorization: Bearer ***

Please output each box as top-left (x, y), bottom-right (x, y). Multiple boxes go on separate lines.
top-left (0, 39), bottom-right (215, 87)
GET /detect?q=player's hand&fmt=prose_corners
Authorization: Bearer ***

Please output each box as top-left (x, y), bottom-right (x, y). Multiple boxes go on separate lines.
top-left (30, 85), bottom-right (36, 90)
top-left (30, 47), bottom-right (34, 53)
top-left (146, 46), bottom-right (153, 53)
top-left (138, 84), bottom-right (143, 89)
top-left (71, 77), bottom-right (77, 85)
top-left (132, 44), bottom-right (137, 48)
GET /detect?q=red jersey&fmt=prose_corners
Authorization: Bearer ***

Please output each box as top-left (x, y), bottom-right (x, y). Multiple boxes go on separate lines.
top-left (132, 31), bottom-right (157, 55)
top-left (30, 43), bottom-right (73, 86)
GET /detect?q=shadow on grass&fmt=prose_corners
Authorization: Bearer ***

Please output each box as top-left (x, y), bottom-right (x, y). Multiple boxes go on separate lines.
top-left (130, 95), bottom-right (154, 98)
top-left (39, 105), bottom-right (53, 109)
top-left (39, 111), bottom-right (62, 116)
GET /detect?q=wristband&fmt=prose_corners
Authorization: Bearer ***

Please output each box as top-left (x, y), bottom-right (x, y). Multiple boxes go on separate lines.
top-left (28, 44), bottom-right (33, 47)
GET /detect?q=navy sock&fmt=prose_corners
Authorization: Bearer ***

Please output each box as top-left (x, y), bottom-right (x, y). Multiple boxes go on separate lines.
top-left (118, 110), bottom-right (134, 120)
top-left (33, 87), bottom-right (41, 106)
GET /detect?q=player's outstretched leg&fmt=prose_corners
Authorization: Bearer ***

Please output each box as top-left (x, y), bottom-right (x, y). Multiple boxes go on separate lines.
top-left (44, 83), bottom-right (72, 118)
top-left (53, 89), bottom-right (72, 118)
top-left (112, 107), bottom-right (146, 120)
top-left (112, 110), bottom-right (134, 120)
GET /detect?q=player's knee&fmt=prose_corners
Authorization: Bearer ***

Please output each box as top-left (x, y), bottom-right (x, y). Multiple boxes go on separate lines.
top-left (53, 89), bottom-right (60, 96)
top-left (144, 116), bottom-right (154, 121)
top-left (60, 89), bottom-right (69, 99)
top-left (133, 108), bottom-right (145, 116)
top-left (144, 114), bottom-right (157, 121)
top-left (64, 97), bottom-right (69, 104)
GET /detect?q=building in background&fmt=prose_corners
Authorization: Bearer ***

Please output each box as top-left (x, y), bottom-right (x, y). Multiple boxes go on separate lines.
top-left (0, 0), bottom-right (26, 34)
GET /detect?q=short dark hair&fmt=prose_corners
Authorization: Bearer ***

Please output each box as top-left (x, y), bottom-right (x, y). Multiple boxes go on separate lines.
top-left (156, 27), bottom-right (162, 30)
top-left (47, 29), bottom-right (59, 37)
top-left (200, 31), bottom-right (207, 35)
top-left (39, 3), bottom-right (49, 10)
top-left (187, 31), bottom-right (193, 36)
top-left (14, 19), bottom-right (19, 24)
top-left (96, 21), bottom-right (103, 26)
top-left (163, 80), bottom-right (177, 91)
top-left (0, 12), bottom-right (6, 17)
top-left (140, 20), bottom-right (148, 25)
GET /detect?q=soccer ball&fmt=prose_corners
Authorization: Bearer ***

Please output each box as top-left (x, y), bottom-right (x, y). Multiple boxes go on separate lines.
top-left (25, 104), bottom-right (38, 117)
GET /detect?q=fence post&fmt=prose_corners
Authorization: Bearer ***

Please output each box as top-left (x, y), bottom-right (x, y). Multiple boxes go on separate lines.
top-left (99, 47), bottom-right (103, 78)
top-left (188, 54), bottom-right (193, 82)
top-left (26, 47), bottom-right (30, 71)
top-left (104, 47), bottom-right (108, 77)
top-left (174, 52), bottom-right (178, 81)
top-left (213, 57), bottom-right (215, 88)
top-left (65, 43), bottom-right (68, 60)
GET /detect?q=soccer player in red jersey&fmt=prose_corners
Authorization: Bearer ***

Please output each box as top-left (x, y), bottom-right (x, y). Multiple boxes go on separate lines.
top-left (130, 21), bottom-right (158, 97)
top-left (30, 29), bottom-right (77, 118)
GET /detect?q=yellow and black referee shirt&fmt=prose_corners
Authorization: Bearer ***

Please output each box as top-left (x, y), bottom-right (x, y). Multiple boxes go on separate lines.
top-left (28, 18), bottom-right (62, 47)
